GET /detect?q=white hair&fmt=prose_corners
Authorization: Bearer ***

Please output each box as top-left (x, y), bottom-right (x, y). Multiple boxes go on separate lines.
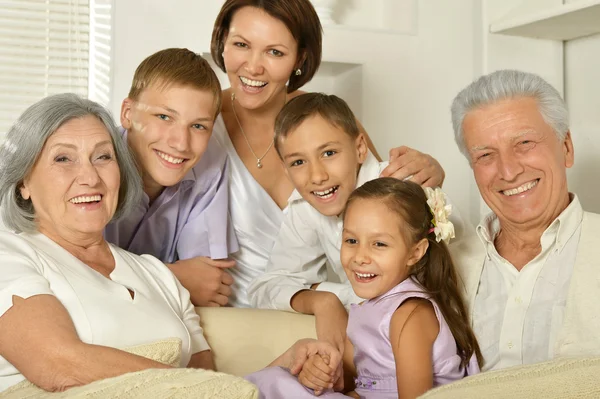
top-left (451, 69), bottom-right (569, 158)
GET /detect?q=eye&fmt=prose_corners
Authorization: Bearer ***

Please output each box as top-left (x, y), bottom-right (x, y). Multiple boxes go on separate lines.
top-left (54, 155), bottom-right (69, 162)
top-left (323, 150), bottom-right (336, 157)
top-left (268, 49), bottom-right (284, 57)
top-left (344, 238), bottom-right (357, 245)
top-left (290, 159), bottom-right (305, 167)
top-left (374, 241), bottom-right (388, 248)
top-left (192, 123), bottom-right (206, 130)
top-left (157, 114), bottom-right (170, 121)
top-left (97, 153), bottom-right (113, 161)
top-left (234, 42), bottom-right (248, 48)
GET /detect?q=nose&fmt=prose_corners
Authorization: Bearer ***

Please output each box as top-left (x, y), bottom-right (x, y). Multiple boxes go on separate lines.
top-left (497, 150), bottom-right (524, 182)
top-left (244, 50), bottom-right (265, 76)
top-left (77, 160), bottom-right (101, 186)
top-left (354, 244), bottom-right (371, 266)
top-left (166, 124), bottom-right (190, 153)
top-left (310, 161), bottom-right (328, 185)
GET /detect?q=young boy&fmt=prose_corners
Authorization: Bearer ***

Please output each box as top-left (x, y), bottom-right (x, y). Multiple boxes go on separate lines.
top-left (104, 48), bottom-right (238, 307)
top-left (247, 93), bottom-right (386, 312)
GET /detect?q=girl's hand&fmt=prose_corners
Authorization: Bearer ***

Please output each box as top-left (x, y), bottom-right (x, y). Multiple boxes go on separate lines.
top-left (298, 353), bottom-right (337, 395)
top-left (347, 390), bottom-right (361, 399)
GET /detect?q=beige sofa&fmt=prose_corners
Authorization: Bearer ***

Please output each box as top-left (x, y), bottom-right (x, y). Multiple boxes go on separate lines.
top-left (198, 308), bottom-right (600, 398)
top-left (197, 307), bottom-right (316, 376)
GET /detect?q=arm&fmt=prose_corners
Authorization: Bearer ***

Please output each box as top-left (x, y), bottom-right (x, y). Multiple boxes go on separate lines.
top-left (188, 350), bottom-right (215, 370)
top-left (0, 295), bottom-right (170, 392)
top-left (290, 290), bottom-right (348, 353)
top-left (390, 298), bottom-right (440, 399)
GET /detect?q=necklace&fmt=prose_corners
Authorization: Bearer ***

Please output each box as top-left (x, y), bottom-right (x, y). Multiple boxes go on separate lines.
top-left (231, 92), bottom-right (278, 169)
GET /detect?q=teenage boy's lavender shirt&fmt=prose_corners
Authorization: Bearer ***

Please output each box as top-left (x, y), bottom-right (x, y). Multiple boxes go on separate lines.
top-left (104, 129), bottom-right (238, 263)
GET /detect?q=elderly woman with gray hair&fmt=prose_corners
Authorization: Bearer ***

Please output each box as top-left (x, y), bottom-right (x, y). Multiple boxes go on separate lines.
top-left (0, 94), bottom-right (215, 393)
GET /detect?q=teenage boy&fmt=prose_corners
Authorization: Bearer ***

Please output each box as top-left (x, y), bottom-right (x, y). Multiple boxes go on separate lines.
top-left (105, 48), bottom-right (238, 307)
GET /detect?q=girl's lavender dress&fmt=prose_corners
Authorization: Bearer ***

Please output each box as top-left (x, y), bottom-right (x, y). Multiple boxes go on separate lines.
top-left (246, 277), bottom-right (479, 398)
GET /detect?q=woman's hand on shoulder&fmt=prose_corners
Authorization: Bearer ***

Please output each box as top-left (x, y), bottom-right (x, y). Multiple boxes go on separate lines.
top-left (380, 146), bottom-right (445, 188)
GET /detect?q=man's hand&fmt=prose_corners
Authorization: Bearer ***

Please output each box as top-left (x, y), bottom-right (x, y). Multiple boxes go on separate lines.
top-left (380, 145), bottom-right (445, 188)
top-left (168, 256), bottom-right (235, 307)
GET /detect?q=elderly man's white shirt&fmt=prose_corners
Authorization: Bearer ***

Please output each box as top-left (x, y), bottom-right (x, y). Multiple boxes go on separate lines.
top-left (0, 231), bottom-right (209, 392)
top-left (473, 195), bottom-right (583, 371)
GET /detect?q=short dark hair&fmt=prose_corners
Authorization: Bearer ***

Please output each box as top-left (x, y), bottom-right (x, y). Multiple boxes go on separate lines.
top-left (274, 93), bottom-right (359, 156)
top-left (128, 48), bottom-right (222, 119)
top-left (211, 0), bottom-right (322, 93)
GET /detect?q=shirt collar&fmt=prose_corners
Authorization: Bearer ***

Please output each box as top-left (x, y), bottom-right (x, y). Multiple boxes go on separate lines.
top-left (288, 151), bottom-right (379, 203)
top-left (476, 193), bottom-right (584, 255)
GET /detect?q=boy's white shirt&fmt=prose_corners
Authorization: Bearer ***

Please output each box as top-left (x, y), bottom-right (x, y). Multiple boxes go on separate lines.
top-left (247, 152), bottom-right (388, 311)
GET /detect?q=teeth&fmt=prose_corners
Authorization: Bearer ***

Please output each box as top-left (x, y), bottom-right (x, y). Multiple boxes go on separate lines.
top-left (157, 150), bottom-right (184, 164)
top-left (356, 272), bottom-right (376, 279)
top-left (313, 186), bottom-right (338, 198)
top-left (240, 76), bottom-right (267, 87)
top-left (502, 180), bottom-right (538, 196)
top-left (70, 195), bottom-right (101, 204)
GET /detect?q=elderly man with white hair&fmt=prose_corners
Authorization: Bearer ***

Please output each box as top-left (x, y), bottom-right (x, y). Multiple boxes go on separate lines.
top-left (449, 69), bottom-right (600, 372)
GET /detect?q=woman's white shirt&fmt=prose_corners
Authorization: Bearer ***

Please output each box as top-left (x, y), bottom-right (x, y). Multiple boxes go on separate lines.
top-left (0, 231), bottom-right (209, 392)
top-left (212, 115), bottom-right (286, 308)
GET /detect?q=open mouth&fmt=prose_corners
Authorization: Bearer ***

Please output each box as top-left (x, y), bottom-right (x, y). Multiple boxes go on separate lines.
top-left (69, 194), bottom-right (102, 205)
top-left (354, 271), bottom-right (378, 283)
top-left (501, 179), bottom-right (539, 196)
top-left (155, 150), bottom-right (186, 165)
top-left (240, 76), bottom-right (267, 88)
top-left (312, 186), bottom-right (339, 199)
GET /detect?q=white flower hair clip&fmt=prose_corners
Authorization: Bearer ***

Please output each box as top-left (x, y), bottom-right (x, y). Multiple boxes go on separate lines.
top-left (423, 187), bottom-right (455, 244)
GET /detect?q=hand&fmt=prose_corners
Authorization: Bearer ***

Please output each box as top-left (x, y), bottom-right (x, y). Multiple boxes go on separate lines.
top-left (298, 354), bottom-right (338, 395)
top-left (286, 339), bottom-right (342, 377)
top-left (168, 256), bottom-right (235, 307)
top-left (380, 146), bottom-right (445, 188)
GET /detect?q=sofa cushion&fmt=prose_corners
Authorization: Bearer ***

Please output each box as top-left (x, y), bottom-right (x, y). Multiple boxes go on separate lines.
top-left (420, 356), bottom-right (600, 399)
top-left (197, 307), bottom-right (317, 376)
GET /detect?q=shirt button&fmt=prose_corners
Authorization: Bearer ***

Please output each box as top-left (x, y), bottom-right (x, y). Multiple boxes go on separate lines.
top-left (507, 341), bottom-right (513, 349)
top-left (515, 296), bottom-right (522, 304)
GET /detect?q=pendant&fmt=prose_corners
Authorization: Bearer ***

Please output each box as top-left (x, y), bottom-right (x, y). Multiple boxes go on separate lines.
top-left (257, 159), bottom-right (262, 168)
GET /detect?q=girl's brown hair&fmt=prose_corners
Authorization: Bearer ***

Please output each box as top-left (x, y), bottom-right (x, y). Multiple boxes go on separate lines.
top-left (211, 0), bottom-right (322, 93)
top-left (346, 177), bottom-right (483, 368)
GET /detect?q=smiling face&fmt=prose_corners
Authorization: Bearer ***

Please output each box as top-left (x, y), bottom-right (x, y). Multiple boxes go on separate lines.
top-left (463, 96), bottom-right (574, 229)
top-left (20, 116), bottom-right (121, 240)
top-left (121, 83), bottom-right (216, 201)
top-left (341, 198), bottom-right (427, 299)
top-left (279, 114), bottom-right (367, 216)
top-left (223, 6), bottom-right (300, 111)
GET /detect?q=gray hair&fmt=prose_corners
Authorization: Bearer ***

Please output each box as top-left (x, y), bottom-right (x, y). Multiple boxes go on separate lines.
top-left (0, 93), bottom-right (142, 233)
top-left (451, 69), bottom-right (569, 159)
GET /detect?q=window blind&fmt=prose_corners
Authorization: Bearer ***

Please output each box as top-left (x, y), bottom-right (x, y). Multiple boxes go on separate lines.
top-left (0, 0), bottom-right (91, 142)
top-left (88, 0), bottom-right (112, 109)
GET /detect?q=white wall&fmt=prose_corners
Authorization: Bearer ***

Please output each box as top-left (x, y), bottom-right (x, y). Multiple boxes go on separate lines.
top-left (110, 0), bottom-right (484, 226)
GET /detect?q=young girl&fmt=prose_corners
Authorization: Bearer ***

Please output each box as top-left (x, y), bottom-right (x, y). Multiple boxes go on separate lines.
top-left (247, 178), bottom-right (482, 398)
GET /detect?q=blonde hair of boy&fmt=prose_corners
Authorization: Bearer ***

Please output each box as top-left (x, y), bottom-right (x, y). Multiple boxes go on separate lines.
top-left (128, 48), bottom-right (222, 119)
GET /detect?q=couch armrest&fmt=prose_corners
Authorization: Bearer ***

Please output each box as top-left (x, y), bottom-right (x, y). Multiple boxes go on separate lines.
top-left (196, 307), bottom-right (316, 377)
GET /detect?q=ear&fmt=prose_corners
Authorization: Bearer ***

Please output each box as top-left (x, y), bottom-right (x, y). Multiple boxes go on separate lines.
top-left (19, 180), bottom-right (31, 201)
top-left (563, 131), bottom-right (575, 169)
top-left (355, 133), bottom-right (368, 164)
top-left (295, 50), bottom-right (308, 72)
top-left (407, 238), bottom-right (429, 266)
top-left (120, 98), bottom-right (134, 130)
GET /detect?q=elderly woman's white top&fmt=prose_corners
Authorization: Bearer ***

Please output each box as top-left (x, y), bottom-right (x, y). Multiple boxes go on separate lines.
top-left (0, 231), bottom-right (209, 392)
